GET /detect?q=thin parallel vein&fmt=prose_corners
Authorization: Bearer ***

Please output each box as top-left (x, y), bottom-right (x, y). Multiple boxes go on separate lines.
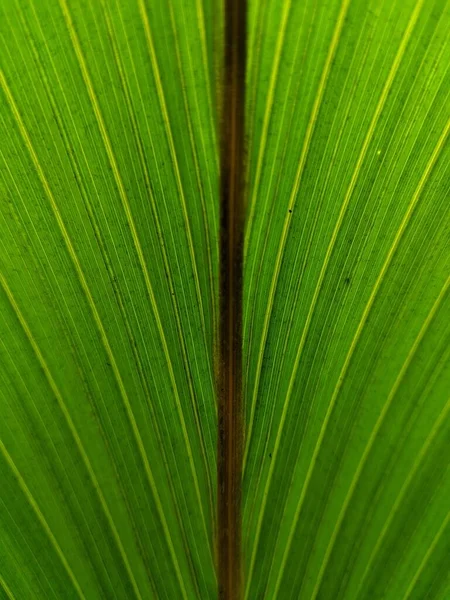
top-left (112, 0), bottom-right (221, 573)
top-left (425, 571), bottom-right (450, 600)
top-left (279, 0), bottom-right (425, 415)
top-left (194, 0), bottom-right (219, 170)
top-left (211, 0), bottom-right (223, 129)
top-left (15, 0), bottom-right (144, 402)
top-left (0, 163), bottom-right (157, 599)
top-left (370, 461), bottom-right (450, 600)
top-left (243, 6), bottom-right (336, 553)
top-left (291, 77), bottom-right (450, 588)
top-left (0, 574), bottom-right (16, 600)
top-left (301, 33), bottom-right (449, 414)
top-left (242, 0), bottom-right (316, 426)
top-left (1, 161), bottom-right (131, 600)
top-left (331, 271), bottom-right (450, 600)
top-left (56, 0), bottom-right (173, 374)
top-left (0, 273), bottom-right (142, 600)
top-left (354, 395), bottom-right (450, 599)
top-left (19, 0), bottom-right (214, 584)
top-left (0, 441), bottom-right (86, 600)
top-left (0, 330), bottom-right (122, 600)
top-left (298, 6), bottom-right (450, 405)
top-left (243, 0), bottom-right (269, 196)
top-left (244, 0), bottom-right (352, 583)
top-left (243, 0), bottom-right (346, 489)
top-left (262, 0), bottom-right (424, 550)
top-left (0, 499), bottom-right (68, 600)
top-left (402, 511), bottom-right (450, 600)
top-left (136, 0), bottom-right (209, 343)
top-left (309, 276), bottom-right (450, 600)
top-left (171, 0), bottom-right (218, 355)
top-left (5, 15), bottom-right (150, 596)
top-left (275, 34), bottom-right (450, 594)
top-left (0, 492), bottom-right (62, 600)
top-left (0, 72), bottom-right (187, 599)
top-left (113, 0), bottom-right (218, 521)
top-left (244, 0), bottom-right (389, 558)
top-left (99, 0), bottom-right (215, 564)
top-left (243, 0), bottom-right (350, 479)
top-left (168, 0), bottom-right (218, 390)
top-left (1, 20), bottom-right (156, 586)
top-left (57, 0), bottom-right (210, 560)
top-left (245, 2), bottom-right (426, 593)
top-left (245, 3), bottom-right (353, 490)
top-left (274, 113), bottom-right (449, 600)
top-left (301, 205), bottom-right (448, 599)
top-left (243, 0), bottom-right (291, 256)
top-left (302, 45), bottom-right (449, 591)
top-left (244, 0), bottom-right (302, 250)
top-left (13, 4), bottom-right (185, 590)
top-left (429, 577), bottom-right (450, 600)
top-left (262, 0), bottom-right (397, 441)
top-left (91, 27), bottom-right (209, 599)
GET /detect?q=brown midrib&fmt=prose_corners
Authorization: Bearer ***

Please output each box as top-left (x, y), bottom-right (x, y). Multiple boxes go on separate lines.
top-left (217, 0), bottom-right (246, 597)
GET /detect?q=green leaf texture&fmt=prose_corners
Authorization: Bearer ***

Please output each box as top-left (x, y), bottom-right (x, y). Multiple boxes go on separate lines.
top-left (243, 0), bottom-right (450, 598)
top-left (1, 0), bottom-right (449, 598)
top-left (1, 0), bottom-right (219, 597)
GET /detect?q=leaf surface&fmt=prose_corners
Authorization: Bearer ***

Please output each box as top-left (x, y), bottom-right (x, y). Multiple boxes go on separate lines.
top-left (243, 0), bottom-right (450, 597)
top-left (1, 0), bottom-right (219, 597)
top-left (1, 0), bottom-right (449, 598)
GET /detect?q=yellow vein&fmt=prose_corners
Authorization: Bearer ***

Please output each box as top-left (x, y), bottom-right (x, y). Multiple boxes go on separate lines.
top-left (242, 1), bottom-right (331, 542)
top-left (309, 276), bottom-right (450, 600)
top-left (2, 293), bottom-right (129, 599)
top-left (401, 510), bottom-right (450, 600)
top-left (243, 0), bottom-right (350, 473)
top-left (137, 0), bottom-right (208, 342)
top-left (117, 0), bottom-right (217, 486)
top-left (242, 0), bottom-right (316, 413)
top-left (57, 0), bottom-right (210, 560)
top-left (296, 25), bottom-right (450, 593)
top-left (7, 11), bottom-right (158, 575)
top-left (243, 0), bottom-right (292, 254)
top-left (194, 0), bottom-right (219, 169)
top-left (0, 333), bottom-right (123, 600)
top-left (245, 2), bottom-right (427, 594)
top-left (168, 0), bottom-right (219, 386)
top-left (100, 0), bottom-right (214, 570)
top-left (0, 441), bottom-right (86, 600)
top-left (244, 0), bottom-right (269, 195)
top-left (280, 0), bottom-right (426, 418)
top-left (244, 9), bottom-right (425, 544)
top-left (0, 492), bottom-right (67, 599)
top-left (98, 0), bottom-right (214, 558)
top-left (243, 0), bottom-right (351, 593)
top-left (17, 1), bottom-right (188, 587)
top-left (273, 110), bottom-right (449, 599)
top-left (0, 573), bottom-right (17, 600)
top-left (209, 0), bottom-right (223, 139)
top-left (354, 396), bottom-right (450, 599)
top-left (0, 272), bottom-right (143, 600)
top-left (0, 71), bottom-right (187, 599)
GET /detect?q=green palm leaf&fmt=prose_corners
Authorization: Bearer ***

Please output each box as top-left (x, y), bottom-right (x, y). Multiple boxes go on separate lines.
top-left (243, 0), bottom-right (449, 597)
top-left (1, 0), bottom-right (448, 598)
